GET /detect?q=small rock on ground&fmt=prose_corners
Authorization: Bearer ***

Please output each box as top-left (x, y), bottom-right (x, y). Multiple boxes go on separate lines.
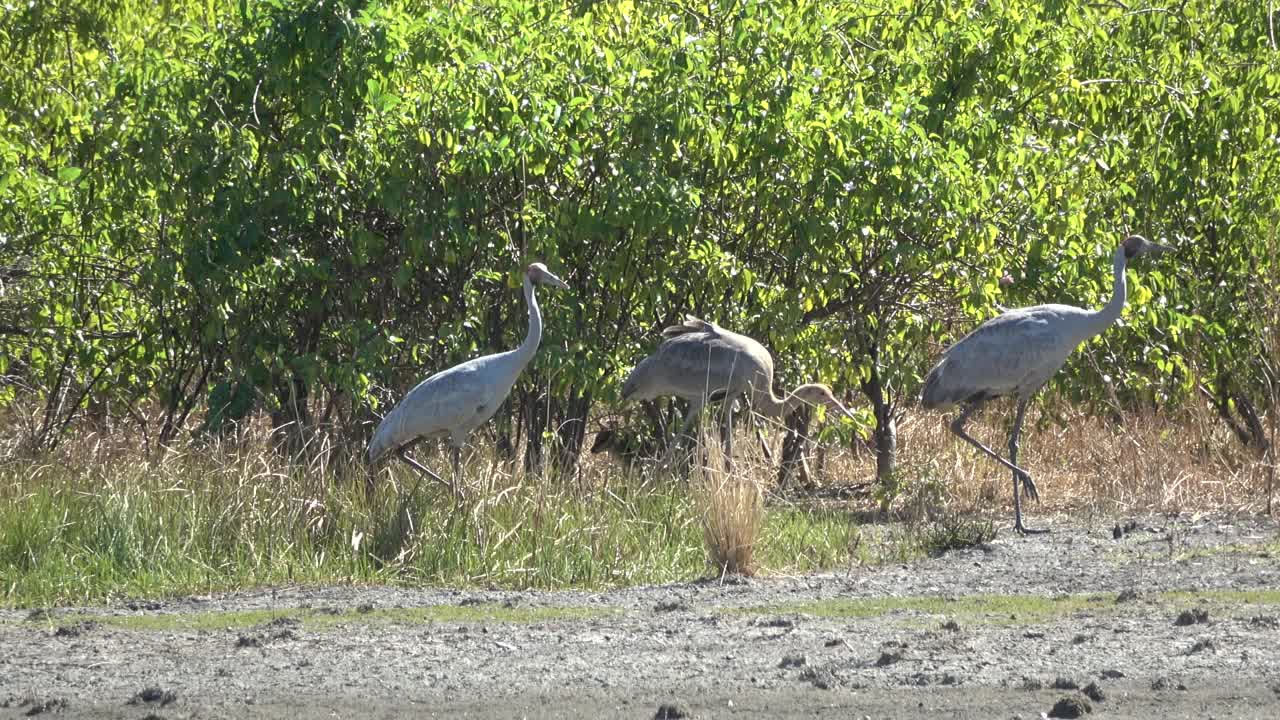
top-left (799, 666), bottom-right (835, 690)
top-left (20, 698), bottom-right (68, 716)
top-left (1048, 696), bottom-right (1092, 718)
top-left (1174, 608), bottom-right (1209, 626)
top-left (1082, 681), bottom-right (1105, 702)
top-left (778, 654), bottom-right (806, 669)
top-left (128, 688), bottom-right (177, 707)
top-left (875, 651), bottom-right (901, 667)
top-left (1187, 638), bottom-right (1215, 654)
top-left (53, 621), bottom-right (99, 638)
top-left (654, 703), bottom-right (690, 719)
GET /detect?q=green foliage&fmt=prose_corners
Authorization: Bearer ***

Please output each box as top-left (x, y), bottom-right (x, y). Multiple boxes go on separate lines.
top-left (0, 0), bottom-right (1277, 459)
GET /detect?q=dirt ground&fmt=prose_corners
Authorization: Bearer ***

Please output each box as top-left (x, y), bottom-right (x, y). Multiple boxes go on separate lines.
top-left (3, 512), bottom-right (1279, 719)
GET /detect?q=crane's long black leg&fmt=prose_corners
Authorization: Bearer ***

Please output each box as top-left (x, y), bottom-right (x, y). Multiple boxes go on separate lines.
top-left (754, 414), bottom-right (773, 463)
top-left (1008, 400), bottom-right (1038, 502)
top-left (397, 444), bottom-right (447, 498)
top-left (642, 400), bottom-right (668, 452)
top-left (949, 401), bottom-right (1034, 478)
top-left (949, 401), bottom-right (1042, 535)
top-left (676, 398), bottom-right (705, 471)
top-left (392, 443), bottom-right (449, 536)
top-left (1007, 400), bottom-right (1047, 535)
top-left (450, 444), bottom-right (463, 499)
top-left (719, 398), bottom-right (735, 473)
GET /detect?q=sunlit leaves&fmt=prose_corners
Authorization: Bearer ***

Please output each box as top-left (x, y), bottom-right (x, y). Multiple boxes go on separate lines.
top-left (1, 0), bottom-right (1276, 453)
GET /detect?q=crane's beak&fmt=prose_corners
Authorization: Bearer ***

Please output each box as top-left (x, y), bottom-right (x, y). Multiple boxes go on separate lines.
top-left (829, 399), bottom-right (858, 422)
top-left (1143, 241), bottom-right (1174, 257)
top-left (538, 268), bottom-right (569, 289)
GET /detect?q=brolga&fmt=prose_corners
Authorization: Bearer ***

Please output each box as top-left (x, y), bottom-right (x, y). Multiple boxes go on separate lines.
top-left (921, 234), bottom-right (1172, 534)
top-left (619, 316), bottom-right (856, 466)
top-left (367, 262), bottom-right (569, 496)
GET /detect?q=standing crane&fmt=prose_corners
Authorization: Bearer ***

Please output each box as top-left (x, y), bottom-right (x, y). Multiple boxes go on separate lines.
top-left (619, 316), bottom-right (856, 466)
top-left (921, 234), bottom-right (1172, 534)
top-left (367, 262), bottom-right (569, 496)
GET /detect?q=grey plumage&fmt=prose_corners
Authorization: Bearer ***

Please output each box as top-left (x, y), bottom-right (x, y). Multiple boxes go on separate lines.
top-left (922, 234), bottom-right (1172, 533)
top-left (619, 316), bottom-right (855, 464)
top-left (368, 263), bottom-right (568, 493)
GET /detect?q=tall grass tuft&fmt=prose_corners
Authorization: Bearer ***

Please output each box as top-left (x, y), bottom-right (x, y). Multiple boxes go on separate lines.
top-left (690, 435), bottom-right (765, 577)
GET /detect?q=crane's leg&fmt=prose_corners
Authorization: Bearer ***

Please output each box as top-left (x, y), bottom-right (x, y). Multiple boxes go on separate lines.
top-left (396, 443), bottom-right (447, 498)
top-left (735, 397), bottom-right (773, 462)
top-left (719, 397), bottom-right (735, 473)
top-left (679, 398), bottom-right (703, 439)
top-left (948, 401), bottom-right (1042, 534)
top-left (1007, 399), bottom-right (1047, 535)
top-left (754, 418), bottom-right (774, 463)
top-left (450, 444), bottom-right (463, 499)
top-left (674, 398), bottom-right (705, 470)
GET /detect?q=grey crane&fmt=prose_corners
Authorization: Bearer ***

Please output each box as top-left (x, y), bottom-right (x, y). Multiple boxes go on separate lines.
top-left (921, 234), bottom-right (1171, 534)
top-left (619, 316), bottom-right (856, 464)
top-left (367, 262), bottom-right (569, 495)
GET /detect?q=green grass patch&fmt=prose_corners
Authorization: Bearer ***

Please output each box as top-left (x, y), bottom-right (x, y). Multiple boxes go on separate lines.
top-left (1158, 588), bottom-right (1280, 607)
top-left (16, 602), bottom-right (612, 633)
top-left (0, 449), bottom-right (862, 607)
top-left (745, 592), bottom-right (1114, 623)
top-left (743, 588), bottom-right (1280, 625)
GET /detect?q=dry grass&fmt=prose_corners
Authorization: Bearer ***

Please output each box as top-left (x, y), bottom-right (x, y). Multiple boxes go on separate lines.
top-left (817, 400), bottom-right (1271, 520)
top-left (689, 434), bottom-right (766, 577)
top-left (1, 395), bottom-right (1271, 607)
top-left (0, 409), bottom-right (859, 605)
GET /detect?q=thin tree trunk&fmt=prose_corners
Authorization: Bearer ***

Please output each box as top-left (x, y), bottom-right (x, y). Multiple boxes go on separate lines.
top-left (523, 386), bottom-right (548, 475)
top-left (860, 363), bottom-right (897, 486)
top-left (1264, 354), bottom-right (1278, 517)
top-left (555, 390), bottom-right (592, 476)
top-left (1202, 382), bottom-right (1269, 451)
top-left (271, 374), bottom-right (311, 457)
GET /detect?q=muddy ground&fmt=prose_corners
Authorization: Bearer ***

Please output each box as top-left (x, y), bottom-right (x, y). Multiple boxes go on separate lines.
top-left (3, 512), bottom-right (1279, 719)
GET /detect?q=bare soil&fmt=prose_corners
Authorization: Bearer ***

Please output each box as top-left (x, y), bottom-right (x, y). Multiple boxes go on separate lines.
top-left (3, 512), bottom-right (1279, 719)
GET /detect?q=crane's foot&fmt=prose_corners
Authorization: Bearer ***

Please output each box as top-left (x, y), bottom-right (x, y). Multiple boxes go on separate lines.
top-left (1013, 518), bottom-right (1050, 535)
top-left (1016, 470), bottom-right (1039, 502)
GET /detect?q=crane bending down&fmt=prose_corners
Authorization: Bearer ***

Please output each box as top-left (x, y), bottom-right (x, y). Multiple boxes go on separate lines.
top-left (367, 263), bottom-right (569, 495)
top-left (921, 234), bottom-right (1171, 534)
top-left (619, 316), bottom-right (856, 465)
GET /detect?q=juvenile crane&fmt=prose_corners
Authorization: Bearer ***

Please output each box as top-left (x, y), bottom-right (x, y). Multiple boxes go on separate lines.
top-left (921, 234), bottom-right (1171, 533)
top-left (367, 263), bottom-right (569, 495)
top-left (589, 425), bottom-right (662, 470)
top-left (619, 316), bottom-right (856, 464)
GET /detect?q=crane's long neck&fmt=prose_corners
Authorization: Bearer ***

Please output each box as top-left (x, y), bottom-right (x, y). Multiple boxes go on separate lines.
top-left (752, 385), bottom-right (814, 419)
top-left (1087, 245), bottom-right (1129, 338)
top-left (514, 275), bottom-right (542, 366)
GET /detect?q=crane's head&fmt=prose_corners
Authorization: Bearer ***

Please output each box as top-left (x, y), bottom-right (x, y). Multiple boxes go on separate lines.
top-left (1122, 234), bottom-right (1173, 262)
top-left (526, 262), bottom-right (569, 289)
top-left (794, 384), bottom-right (858, 422)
